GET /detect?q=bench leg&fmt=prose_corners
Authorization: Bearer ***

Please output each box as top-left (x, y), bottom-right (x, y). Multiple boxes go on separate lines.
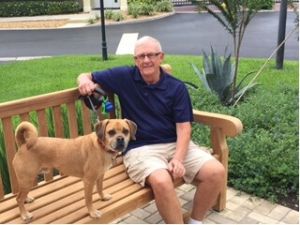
top-left (211, 128), bottom-right (228, 212)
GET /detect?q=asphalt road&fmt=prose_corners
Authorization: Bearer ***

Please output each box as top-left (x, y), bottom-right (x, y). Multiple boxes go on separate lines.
top-left (0, 11), bottom-right (298, 60)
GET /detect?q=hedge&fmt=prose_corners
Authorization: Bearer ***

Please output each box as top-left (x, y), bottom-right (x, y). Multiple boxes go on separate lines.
top-left (0, 0), bottom-right (82, 17)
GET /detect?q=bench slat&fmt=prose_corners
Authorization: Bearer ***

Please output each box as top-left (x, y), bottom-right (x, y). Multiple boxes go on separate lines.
top-left (52, 105), bottom-right (64, 138)
top-left (0, 173), bottom-right (4, 199)
top-left (32, 179), bottom-right (135, 224)
top-left (0, 88), bottom-right (79, 118)
top-left (81, 101), bottom-right (92, 134)
top-left (37, 109), bottom-right (54, 182)
top-left (20, 113), bottom-right (30, 122)
top-left (66, 102), bottom-right (78, 138)
top-left (0, 164), bottom-right (127, 223)
top-left (1, 117), bottom-right (18, 194)
top-left (52, 183), bottom-right (143, 224)
top-left (76, 187), bottom-right (153, 224)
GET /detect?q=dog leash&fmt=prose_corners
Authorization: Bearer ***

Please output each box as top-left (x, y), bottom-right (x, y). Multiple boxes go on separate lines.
top-left (86, 95), bottom-right (101, 122)
top-left (83, 87), bottom-right (114, 123)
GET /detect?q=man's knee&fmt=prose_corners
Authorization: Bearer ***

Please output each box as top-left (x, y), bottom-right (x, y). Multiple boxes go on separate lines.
top-left (196, 160), bottom-right (226, 185)
top-left (147, 169), bottom-right (174, 193)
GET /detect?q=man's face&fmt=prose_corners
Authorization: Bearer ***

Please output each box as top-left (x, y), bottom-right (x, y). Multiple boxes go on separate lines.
top-left (134, 42), bottom-right (164, 82)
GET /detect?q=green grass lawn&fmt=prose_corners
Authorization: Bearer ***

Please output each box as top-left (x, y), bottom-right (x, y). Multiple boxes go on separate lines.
top-left (0, 54), bottom-right (298, 208)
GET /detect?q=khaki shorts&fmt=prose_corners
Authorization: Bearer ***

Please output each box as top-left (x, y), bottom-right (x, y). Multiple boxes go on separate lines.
top-left (123, 141), bottom-right (215, 186)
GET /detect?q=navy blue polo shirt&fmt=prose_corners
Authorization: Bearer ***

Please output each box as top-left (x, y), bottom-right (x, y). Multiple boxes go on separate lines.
top-left (92, 66), bottom-right (193, 153)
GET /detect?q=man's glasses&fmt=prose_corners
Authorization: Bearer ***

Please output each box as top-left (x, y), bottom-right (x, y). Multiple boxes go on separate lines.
top-left (134, 52), bottom-right (161, 61)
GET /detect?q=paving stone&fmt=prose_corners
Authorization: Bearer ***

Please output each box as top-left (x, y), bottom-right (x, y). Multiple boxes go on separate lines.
top-left (226, 200), bottom-right (240, 211)
top-left (145, 211), bottom-right (163, 224)
top-left (247, 211), bottom-right (278, 224)
top-left (122, 215), bottom-right (148, 224)
top-left (207, 211), bottom-right (237, 224)
top-left (268, 204), bottom-right (291, 221)
top-left (281, 210), bottom-right (299, 224)
top-left (222, 206), bottom-right (252, 222)
top-left (230, 192), bottom-right (252, 207)
top-left (226, 187), bottom-right (238, 200)
top-left (182, 199), bottom-right (193, 211)
top-left (239, 216), bottom-right (259, 224)
top-left (253, 199), bottom-right (277, 215)
top-left (143, 201), bottom-right (158, 213)
top-left (131, 208), bottom-right (151, 219)
top-left (242, 196), bottom-right (264, 210)
top-left (181, 190), bottom-right (195, 202)
top-left (177, 184), bottom-right (195, 192)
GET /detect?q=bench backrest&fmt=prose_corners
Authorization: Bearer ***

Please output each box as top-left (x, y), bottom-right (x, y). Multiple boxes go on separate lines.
top-left (0, 88), bottom-right (116, 200)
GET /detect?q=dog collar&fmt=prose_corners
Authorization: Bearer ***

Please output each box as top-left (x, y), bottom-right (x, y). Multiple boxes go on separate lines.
top-left (97, 138), bottom-right (120, 155)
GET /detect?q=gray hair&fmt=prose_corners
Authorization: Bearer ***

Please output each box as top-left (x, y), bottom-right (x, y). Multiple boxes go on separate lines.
top-left (134, 36), bottom-right (162, 54)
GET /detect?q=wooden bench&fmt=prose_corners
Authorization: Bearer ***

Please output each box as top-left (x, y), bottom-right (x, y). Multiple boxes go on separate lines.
top-left (0, 87), bottom-right (242, 224)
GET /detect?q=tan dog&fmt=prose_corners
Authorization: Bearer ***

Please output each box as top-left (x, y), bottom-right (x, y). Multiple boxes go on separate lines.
top-left (13, 119), bottom-right (137, 223)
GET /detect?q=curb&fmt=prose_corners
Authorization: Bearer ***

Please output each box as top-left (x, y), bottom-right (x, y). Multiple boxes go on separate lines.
top-left (0, 11), bottom-right (176, 31)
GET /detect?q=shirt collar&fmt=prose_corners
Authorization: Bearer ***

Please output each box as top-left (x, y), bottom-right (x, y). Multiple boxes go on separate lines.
top-left (133, 66), bottom-right (168, 90)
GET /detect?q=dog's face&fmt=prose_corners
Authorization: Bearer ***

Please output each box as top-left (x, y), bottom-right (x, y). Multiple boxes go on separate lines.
top-left (95, 119), bottom-right (137, 153)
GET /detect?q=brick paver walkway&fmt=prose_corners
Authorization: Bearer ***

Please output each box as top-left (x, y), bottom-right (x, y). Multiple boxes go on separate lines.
top-left (113, 185), bottom-right (299, 224)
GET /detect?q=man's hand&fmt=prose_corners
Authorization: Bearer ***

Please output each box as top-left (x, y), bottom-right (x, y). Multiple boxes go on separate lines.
top-left (77, 73), bottom-right (98, 96)
top-left (168, 158), bottom-right (186, 180)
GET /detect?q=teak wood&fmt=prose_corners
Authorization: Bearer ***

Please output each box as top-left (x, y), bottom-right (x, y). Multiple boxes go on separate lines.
top-left (0, 87), bottom-right (242, 224)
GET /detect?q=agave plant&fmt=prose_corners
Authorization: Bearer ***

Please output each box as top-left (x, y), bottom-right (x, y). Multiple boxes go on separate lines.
top-left (191, 47), bottom-right (257, 106)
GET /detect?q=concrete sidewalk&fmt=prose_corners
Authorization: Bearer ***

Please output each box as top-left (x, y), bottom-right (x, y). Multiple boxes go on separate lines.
top-left (113, 185), bottom-right (299, 224)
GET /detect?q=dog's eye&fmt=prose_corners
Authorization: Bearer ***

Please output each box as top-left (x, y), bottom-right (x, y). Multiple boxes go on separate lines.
top-left (123, 128), bottom-right (129, 135)
top-left (108, 130), bottom-right (116, 136)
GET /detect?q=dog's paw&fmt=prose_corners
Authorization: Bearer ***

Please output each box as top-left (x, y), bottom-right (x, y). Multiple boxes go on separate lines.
top-left (101, 193), bottom-right (112, 201)
top-left (25, 196), bottom-right (35, 203)
top-left (21, 212), bottom-right (33, 223)
top-left (89, 209), bottom-right (102, 218)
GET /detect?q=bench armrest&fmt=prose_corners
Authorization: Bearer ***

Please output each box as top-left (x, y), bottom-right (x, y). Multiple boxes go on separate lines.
top-left (192, 109), bottom-right (243, 211)
top-left (193, 109), bottom-right (243, 138)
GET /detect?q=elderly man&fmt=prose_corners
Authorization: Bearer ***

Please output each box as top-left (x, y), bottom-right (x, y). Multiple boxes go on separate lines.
top-left (77, 36), bottom-right (225, 224)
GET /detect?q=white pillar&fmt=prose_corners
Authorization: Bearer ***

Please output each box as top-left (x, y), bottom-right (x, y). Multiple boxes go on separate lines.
top-left (120, 0), bottom-right (128, 11)
top-left (82, 0), bottom-right (92, 12)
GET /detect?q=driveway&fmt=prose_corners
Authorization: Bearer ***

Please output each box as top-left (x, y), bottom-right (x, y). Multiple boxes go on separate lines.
top-left (0, 11), bottom-right (298, 60)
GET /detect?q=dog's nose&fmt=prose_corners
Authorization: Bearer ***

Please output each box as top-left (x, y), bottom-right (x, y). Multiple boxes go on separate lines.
top-left (116, 136), bottom-right (125, 151)
top-left (117, 136), bottom-right (124, 143)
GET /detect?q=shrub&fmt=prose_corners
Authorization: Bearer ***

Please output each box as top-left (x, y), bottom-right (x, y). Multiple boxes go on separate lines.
top-left (104, 10), bottom-right (114, 20)
top-left (128, 3), bottom-right (141, 18)
top-left (111, 11), bottom-right (124, 22)
top-left (0, 0), bottom-right (81, 17)
top-left (155, 0), bottom-right (173, 12)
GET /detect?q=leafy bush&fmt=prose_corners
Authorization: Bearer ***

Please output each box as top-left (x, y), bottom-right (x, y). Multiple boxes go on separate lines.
top-left (155, 0), bottom-right (173, 12)
top-left (248, 0), bottom-right (274, 10)
top-left (128, 4), bottom-right (141, 18)
top-left (228, 86), bottom-right (298, 201)
top-left (128, 0), bottom-right (172, 18)
top-left (111, 11), bottom-right (124, 22)
top-left (189, 60), bottom-right (299, 203)
top-left (104, 10), bottom-right (114, 20)
top-left (0, 0), bottom-right (81, 17)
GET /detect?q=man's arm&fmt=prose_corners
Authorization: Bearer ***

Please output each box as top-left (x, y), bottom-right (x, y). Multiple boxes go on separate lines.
top-left (77, 72), bottom-right (98, 96)
top-left (168, 122), bottom-right (192, 179)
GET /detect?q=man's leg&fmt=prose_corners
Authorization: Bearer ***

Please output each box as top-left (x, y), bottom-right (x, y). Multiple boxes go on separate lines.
top-left (147, 169), bottom-right (184, 224)
top-left (191, 160), bottom-right (225, 221)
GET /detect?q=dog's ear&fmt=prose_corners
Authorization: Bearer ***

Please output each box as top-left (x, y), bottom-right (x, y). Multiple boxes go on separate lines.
top-left (95, 119), bottom-right (109, 141)
top-left (125, 119), bottom-right (137, 140)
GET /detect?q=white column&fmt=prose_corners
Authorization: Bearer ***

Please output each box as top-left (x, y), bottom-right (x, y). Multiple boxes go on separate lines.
top-left (82, 0), bottom-right (92, 12)
top-left (120, 0), bottom-right (128, 11)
